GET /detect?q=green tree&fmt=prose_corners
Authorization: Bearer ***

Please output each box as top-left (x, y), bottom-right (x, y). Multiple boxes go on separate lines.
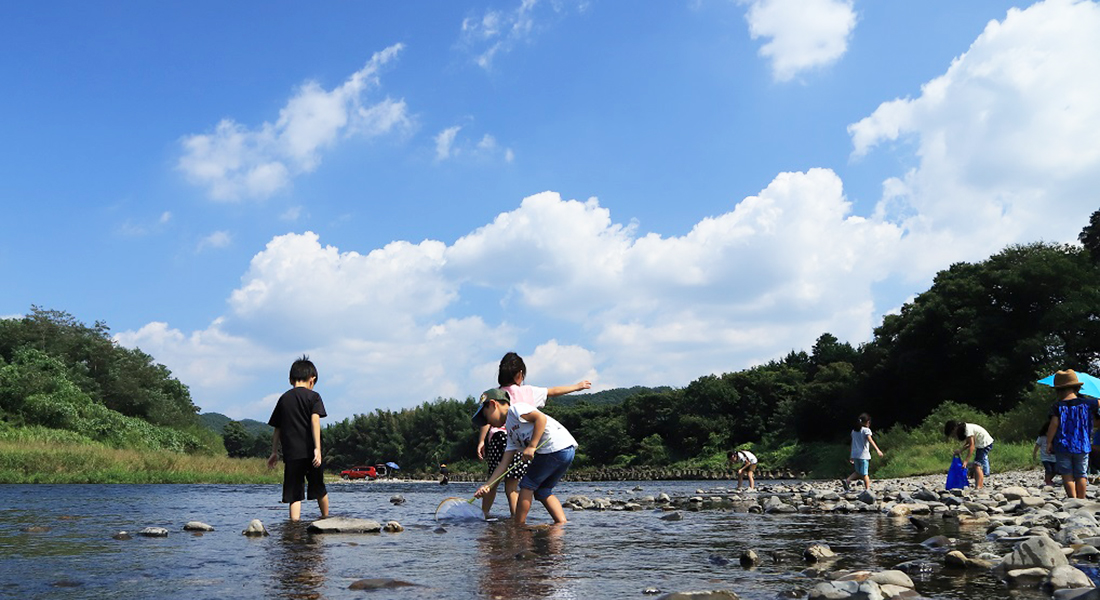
top-left (1081, 208), bottom-right (1100, 264)
top-left (222, 421), bottom-right (251, 458)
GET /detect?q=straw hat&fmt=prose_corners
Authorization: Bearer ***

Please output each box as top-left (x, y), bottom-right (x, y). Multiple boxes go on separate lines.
top-left (1053, 369), bottom-right (1084, 389)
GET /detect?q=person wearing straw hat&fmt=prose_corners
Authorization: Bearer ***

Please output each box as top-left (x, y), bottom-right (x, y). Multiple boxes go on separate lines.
top-left (1045, 369), bottom-right (1100, 499)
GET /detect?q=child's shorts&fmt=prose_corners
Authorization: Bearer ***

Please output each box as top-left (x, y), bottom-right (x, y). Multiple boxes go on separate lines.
top-left (1042, 460), bottom-right (1057, 480)
top-left (974, 444), bottom-right (992, 477)
top-left (1056, 452), bottom-right (1089, 479)
top-left (520, 446), bottom-right (575, 501)
top-left (852, 458), bottom-right (869, 476)
top-left (282, 457), bottom-right (327, 503)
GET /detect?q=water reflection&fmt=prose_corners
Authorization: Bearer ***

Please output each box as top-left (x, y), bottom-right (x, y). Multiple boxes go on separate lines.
top-left (476, 523), bottom-right (567, 600)
top-left (268, 521), bottom-right (326, 599)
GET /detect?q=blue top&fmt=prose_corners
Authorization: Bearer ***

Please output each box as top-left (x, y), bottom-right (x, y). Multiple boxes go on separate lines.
top-left (1049, 396), bottom-right (1100, 455)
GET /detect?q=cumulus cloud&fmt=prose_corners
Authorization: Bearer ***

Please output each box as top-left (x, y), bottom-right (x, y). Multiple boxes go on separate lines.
top-left (848, 0), bottom-right (1100, 277)
top-left (119, 176), bottom-right (900, 417)
top-left (433, 124), bottom-right (514, 163)
top-left (177, 44), bottom-right (412, 201)
top-left (434, 126), bottom-right (462, 161)
top-left (743, 0), bottom-right (857, 81)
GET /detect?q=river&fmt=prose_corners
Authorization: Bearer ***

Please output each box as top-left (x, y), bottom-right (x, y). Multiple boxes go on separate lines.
top-left (0, 480), bottom-right (1057, 599)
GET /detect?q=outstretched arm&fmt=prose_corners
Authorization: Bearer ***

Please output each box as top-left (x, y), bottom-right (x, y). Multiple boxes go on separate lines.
top-left (548, 380), bottom-right (592, 397)
top-left (474, 450), bottom-right (516, 498)
top-left (267, 428), bottom-right (281, 469)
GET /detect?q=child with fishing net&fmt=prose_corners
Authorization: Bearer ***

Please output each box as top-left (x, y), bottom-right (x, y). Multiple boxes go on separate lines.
top-left (474, 352), bottom-right (590, 519)
top-left (471, 385), bottom-right (581, 525)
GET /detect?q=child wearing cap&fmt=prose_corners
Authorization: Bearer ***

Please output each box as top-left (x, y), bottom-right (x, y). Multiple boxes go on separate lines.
top-left (472, 388), bottom-right (579, 525)
top-left (474, 352), bottom-right (590, 518)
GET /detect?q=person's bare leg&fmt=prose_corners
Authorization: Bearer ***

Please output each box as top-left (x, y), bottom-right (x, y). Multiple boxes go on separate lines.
top-left (1076, 477), bottom-right (1087, 499)
top-left (317, 494), bottom-right (329, 518)
top-left (863, 475), bottom-right (872, 490)
top-left (1063, 474), bottom-right (1076, 498)
top-left (541, 494), bottom-right (567, 524)
top-left (481, 483), bottom-right (498, 517)
top-left (748, 468), bottom-right (755, 489)
top-left (505, 479), bottom-right (520, 516)
top-left (737, 470), bottom-right (743, 489)
top-left (289, 500), bottom-right (302, 521)
top-left (975, 468), bottom-right (985, 490)
top-left (514, 489), bottom-right (534, 525)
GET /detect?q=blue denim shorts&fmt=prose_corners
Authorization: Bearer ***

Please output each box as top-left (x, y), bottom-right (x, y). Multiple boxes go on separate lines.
top-left (1056, 452), bottom-right (1089, 479)
top-left (974, 444), bottom-right (992, 477)
top-left (519, 446), bottom-right (575, 501)
top-left (852, 458), bottom-right (869, 476)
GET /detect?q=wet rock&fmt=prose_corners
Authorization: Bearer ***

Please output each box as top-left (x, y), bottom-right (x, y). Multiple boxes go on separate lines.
top-left (1002, 486), bottom-right (1031, 500)
top-left (1001, 535), bottom-right (1068, 570)
top-left (515, 549), bottom-right (539, 560)
top-left (804, 543), bottom-right (837, 563)
top-left (655, 591), bottom-right (739, 600)
top-left (944, 550), bottom-right (992, 570)
top-left (867, 570), bottom-right (914, 588)
top-left (242, 519), bottom-right (269, 537)
top-left (347, 578), bottom-right (417, 590)
top-left (389, 495), bottom-right (405, 505)
top-left (808, 579), bottom-right (883, 600)
top-left (183, 521), bottom-right (214, 532)
top-left (1006, 567), bottom-right (1051, 586)
top-left (708, 554), bottom-right (730, 566)
top-left (1054, 589), bottom-right (1100, 600)
top-left (383, 521), bottom-right (404, 533)
top-left (661, 512), bottom-right (683, 521)
top-left (920, 535), bottom-right (951, 549)
top-left (1043, 565), bottom-right (1096, 591)
top-left (857, 490), bottom-right (877, 505)
top-left (893, 560), bottom-right (938, 576)
top-left (908, 517), bottom-right (927, 531)
top-left (1072, 545), bottom-right (1100, 560)
top-left (433, 526), bottom-right (447, 534)
top-left (139, 527), bottom-right (169, 537)
top-left (112, 531), bottom-right (132, 541)
top-left (644, 587), bottom-right (661, 595)
top-left (308, 517), bottom-right (381, 534)
top-left (740, 549), bottom-right (760, 568)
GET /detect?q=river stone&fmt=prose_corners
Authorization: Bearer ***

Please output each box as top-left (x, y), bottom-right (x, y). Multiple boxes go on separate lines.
top-left (139, 527), bottom-right (169, 537)
top-left (1071, 545), bottom-right (1100, 559)
top-left (1002, 535), bottom-right (1069, 570)
top-left (1054, 589), bottom-right (1100, 600)
top-left (1007, 567), bottom-right (1052, 585)
top-left (1002, 486), bottom-right (1031, 500)
top-left (347, 578), bottom-right (417, 590)
top-left (868, 570), bottom-right (914, 588)
top-left (920, 535), bottom-right (951, 549)
top-left (389, 495), bottom-right (405, 505)
top-left (657, 493), bottom-right (672, 503)
top-left (804, 544), bottom-right (837, 562)
top-left (383, 521), bottom-right (403, 533)
top-left (913, 488), bottom-right (939, 502)
top-left (656, 591), bottom-right (739, 600)
top-left (661, 511), bottom-right (683, 521)
top-left (568, 495), bottom-right (595, 509)
top-left (858, 490), bottom-right (877, 505)
top-left (740, 550), bottom-right (760, 568)
top-left (242, 519), bottom-right (269, 536)
top-left (183, 521), bottom-right (214, 532)
top-left (944, 550), bottom-right (992, 570)
top-left (1044, 565), bottom-right (1096, 591)
top-left (309, 517), bottom-right (381, 533)
top-left (808, 580), bottom-right (883, 600)
top-left (112, 531), bottom-right (133, 540)
top-left (21, 526), bottom-right (51, 533)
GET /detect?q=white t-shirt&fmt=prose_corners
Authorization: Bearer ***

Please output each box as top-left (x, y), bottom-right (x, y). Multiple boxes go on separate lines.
top-left (735, 450), bottom-right (757, 465)
top-left (504, 403), bottom-right (577, 454)
top-left (851, 427), bottom-right (873, 460)
top-left (1036, 435), bottom-right (1055, 462)
top-left (964, 423), bottom-right (994, 449)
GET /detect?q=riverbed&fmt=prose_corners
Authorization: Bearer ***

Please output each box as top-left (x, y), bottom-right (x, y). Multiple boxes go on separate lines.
top-left (0, 480), bottom-right (1054, 599)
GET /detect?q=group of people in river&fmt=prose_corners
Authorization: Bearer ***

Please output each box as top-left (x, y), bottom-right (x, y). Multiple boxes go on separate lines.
top-left (262, 353), bottom-right (1097, 525)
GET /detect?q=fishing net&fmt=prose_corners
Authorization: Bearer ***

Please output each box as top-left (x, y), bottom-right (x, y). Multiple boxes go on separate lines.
top-left (436, 497), bottom-right (486, 521)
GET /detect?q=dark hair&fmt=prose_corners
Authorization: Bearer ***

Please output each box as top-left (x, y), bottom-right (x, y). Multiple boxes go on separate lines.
top-left (853, 413), bottom-right (871, 432)
top-left (290, 355), bottom-right (318, 384)
top-left (727, 451), bottom-right (735, 459)
top-left (943, 420), bottom-right (966, 441)
top-left (497, 352), bottom-right (527, 387)
top-left (1038, 420), bottom-right (1052, 437)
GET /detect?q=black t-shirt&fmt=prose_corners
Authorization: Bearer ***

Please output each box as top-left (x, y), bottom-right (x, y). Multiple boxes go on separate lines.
top-left (267, 387), bottom-right (327, 462)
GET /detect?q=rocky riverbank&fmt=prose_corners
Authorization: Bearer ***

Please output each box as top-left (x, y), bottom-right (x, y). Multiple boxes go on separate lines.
top-left (558, 470), bottom-right (1100, 600)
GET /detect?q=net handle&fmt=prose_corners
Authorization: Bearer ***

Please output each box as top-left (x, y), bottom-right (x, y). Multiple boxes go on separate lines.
top-left (472, 439), bottom-right (550, 503)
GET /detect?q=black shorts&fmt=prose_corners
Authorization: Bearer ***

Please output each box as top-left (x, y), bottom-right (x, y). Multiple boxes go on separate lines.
top-left (282, 457), bottom-right (327, 504)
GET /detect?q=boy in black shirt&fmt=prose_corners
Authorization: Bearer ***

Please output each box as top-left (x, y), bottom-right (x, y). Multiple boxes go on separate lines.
top-left (267, 355), bottom-right (329, 521)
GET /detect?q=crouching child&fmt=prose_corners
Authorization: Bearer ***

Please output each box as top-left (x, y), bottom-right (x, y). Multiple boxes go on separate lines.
top-left (472, 388), bottom-right (577, 525)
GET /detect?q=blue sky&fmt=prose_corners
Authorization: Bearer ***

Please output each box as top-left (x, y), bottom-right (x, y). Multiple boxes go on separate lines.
top-left (3, 0), bottom-right (1099, 421)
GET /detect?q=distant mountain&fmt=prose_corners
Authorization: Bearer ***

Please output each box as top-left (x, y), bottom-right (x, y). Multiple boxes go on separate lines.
top-left (552, 385), bottom-right (674, 407)
top-left (200, 412), bottom-right (273, 438)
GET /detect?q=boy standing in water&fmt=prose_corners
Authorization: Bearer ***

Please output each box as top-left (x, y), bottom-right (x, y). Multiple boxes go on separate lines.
top-left (1045, 369), bottom-right (1100, 499)
top-left (476, 352), bottom-right (590, 518)
top-left (472, 387), bottom-right (579, 525)
top-left (267, 355), bottom-right (330, 521)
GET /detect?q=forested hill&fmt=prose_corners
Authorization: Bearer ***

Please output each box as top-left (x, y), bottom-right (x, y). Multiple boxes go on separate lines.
top-left (200, 412), bottom-right (272, 438)
top-left (554, 386), bottom-right (674, 407)
top-left (0, 307), bottom-right (220, 453)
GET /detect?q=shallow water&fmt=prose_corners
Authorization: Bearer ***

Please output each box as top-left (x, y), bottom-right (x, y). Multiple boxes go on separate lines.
top-left (0, 481), bottom-right (1056, 599)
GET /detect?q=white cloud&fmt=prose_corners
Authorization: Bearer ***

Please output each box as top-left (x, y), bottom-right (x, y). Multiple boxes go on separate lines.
top-left (159, 211), bottom-right (172, 224)
top-left (459, 0), bottom-right (583, 70)
top-left (435, 126), bottom-right (462, 161)
top-left (848, 0), bottom-right (1100, 277)
top-left (177, 44), bottom-right (412, 201)
top-left (433, 124), bottom-right (514, 163)
top-left (120, 176), bottom-right (900, 418)
top-left (743, 0), bottom-right (857, 82)
top-left (280, 206), bottom-right (303, 222)
top-left (197, 230), bottom-right (232, 252)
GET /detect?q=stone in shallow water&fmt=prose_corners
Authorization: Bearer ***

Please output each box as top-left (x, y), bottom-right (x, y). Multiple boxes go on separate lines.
top-left (308, 517), bottom-right (381, 534)
top-left (803, 543), bottom-right (837, 563)
top-left (183, 521), bottom-right (214, 532)
top-left (1002, 535), bottom-right (1068, 570)
top-left (242, 519), bottom-right (268, 537)
top-left (655, 591), bottom-right (739, 600)
top-left (112, 531), bottom-right (132, 541)
top-left (347, 578), bottom-right (417, 590)
top-left (139, 527), bottom-right (168, 537)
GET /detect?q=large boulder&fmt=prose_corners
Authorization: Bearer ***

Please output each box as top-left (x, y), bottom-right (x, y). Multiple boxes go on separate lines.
top-left (1044, 565), bottom-right (1096, 592)
top-left (242, 519), bottom-right (268, 537)
top-left (1001, 536), bottom-right (1069, 571)
top-left (808, 580), bottom-right (883, 600)
top-left (804, 544), bottom-right (837, 562)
